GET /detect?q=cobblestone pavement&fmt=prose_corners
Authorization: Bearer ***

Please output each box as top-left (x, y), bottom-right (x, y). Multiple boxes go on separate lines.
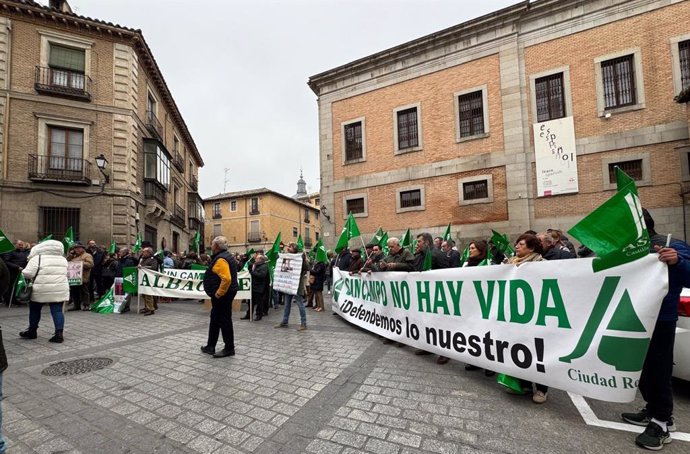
top-left (1, 296), bottom-right (688, 453)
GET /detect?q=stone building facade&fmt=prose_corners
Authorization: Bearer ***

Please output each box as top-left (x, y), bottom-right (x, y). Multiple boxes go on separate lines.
top-left (309, 0), bottom-right (690, 249)
top-left (204, 188), bottom-right (321, 254)
top-left (0, 0), bottom-right (203, 252)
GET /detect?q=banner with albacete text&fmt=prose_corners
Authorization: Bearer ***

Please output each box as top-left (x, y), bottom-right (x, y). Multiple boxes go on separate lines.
top-left (332, 255), bottom-right (668, 402)
top-left (137, 268), bottom-right (251, 300)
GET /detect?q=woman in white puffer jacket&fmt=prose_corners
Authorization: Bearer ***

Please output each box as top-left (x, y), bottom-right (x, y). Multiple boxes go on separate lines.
top-left (19, 240), bottom-right (69, 343)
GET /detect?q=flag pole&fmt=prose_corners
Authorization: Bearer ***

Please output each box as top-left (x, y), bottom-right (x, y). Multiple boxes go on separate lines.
top-left (8, 278), bottom-right (16, 309)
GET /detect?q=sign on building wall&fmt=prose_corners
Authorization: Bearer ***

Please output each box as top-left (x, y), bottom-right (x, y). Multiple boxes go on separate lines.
top-left (533, 116), bottom-right (579, 197)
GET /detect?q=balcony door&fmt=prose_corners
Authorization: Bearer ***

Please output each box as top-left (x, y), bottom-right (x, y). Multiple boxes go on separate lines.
top-left (48, 126), bottom-right (83, 172)
top-left (49, 44), bottom-right (86, 90)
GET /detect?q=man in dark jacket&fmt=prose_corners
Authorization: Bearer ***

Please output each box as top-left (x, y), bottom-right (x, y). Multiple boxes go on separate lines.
top-left (538, 232), bottom-right (575, 260)
top-left (202, 236), bottom-right (238, 358)
top-left (348, 248), bottom-right (364, 273)
top-left (2, 240), bottom-right (29, 306)
top-left (335, 248), bottom-right (352, 272)
top-left (441, 240), bottom-right (461, 267)
top-left (413, 233), bottom-right (449, 271)
top-left (138, 248), bottom-right (159, 316)
top-left (243, 254), bottom-right (268, 321)
top-left (379, 238), bottom-right (415, 271)
top-left (116, 248), bottom-right (138, 277)
top-left (87, 240), bottom-right (105, 301)
top-left (621, 210), bottom-right (690, 450)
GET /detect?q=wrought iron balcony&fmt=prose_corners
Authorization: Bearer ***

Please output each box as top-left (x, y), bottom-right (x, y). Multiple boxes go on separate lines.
top-left (146, 110), bottom-right (163, 140)
top-left (248, 232), bottom-right (263, 243)
top-left (28, 154), bottom-right (91, 185)
top-left (212, 212), bottom-right (222, 219)
top-left (144, 179), bottom-right (167, 208)
top-left (249, 208), bottom-right (260, 215)
top-left (303, 216), bottom-right (311, 224)
top-left (172, 150), bottom-right (184, 172)
top-left (171, 203), bottom-right (185, 227)
top-left (34, 66), bottom-right (91, 101)
top-left (190, 175), bottom-right (198, 192)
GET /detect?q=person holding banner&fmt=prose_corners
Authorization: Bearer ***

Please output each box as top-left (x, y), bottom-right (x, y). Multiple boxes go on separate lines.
top-left (243, 254), bottom-right (268, 321)
top-left (274, 242), bottom-right (309, 331)
top-left (138, 248), bottom-right (159, 315)
top-left (66, 243), bottom-right (93, 311)
top-left (201, 236), bottom-right (238, 358)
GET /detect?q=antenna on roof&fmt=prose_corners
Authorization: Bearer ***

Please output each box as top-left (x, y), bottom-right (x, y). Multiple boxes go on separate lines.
top-left (223, 168), bottom-right (230, 193)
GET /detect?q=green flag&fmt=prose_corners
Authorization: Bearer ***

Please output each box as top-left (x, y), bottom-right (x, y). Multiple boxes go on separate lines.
top-left (411, 239), bottom-right (418, 254)
top-left (422, 247), bottom-right (433, 271)
top-left (371, 227), bottom-right (385, 245)
top-left (568, 167), bottom-right (649, 272)
top-left (442, 223), bottom-right (452, 242)
top-left (497, 373), bottom-right (525, 395)
top-left (109, 240), bottom-right (117, 255)
top-left (491, 230), bottom-right (514, 257)
top-left (191, 264), bottom-right (207, 271)
top-left (62, 226), bottom-right (74, 254)
top-left (14, 273), bottom-right (26, 297)
top-left (91, 288), bottom-right (115, 314)
top-left (347, 213), bottom-right (361, 239)
top-left (191, 231), bottom-right (201, 253)
top-left (131, 233), bottom-right (142, 254)
top-left (266, 232), bottom-right (282, 280)
top-left (378, 232), bottom-right (389, 255)
top-left (335, 214), bottom-right (362, 254)
top-left (297, 234), bottom-right (304, 252)
top-left (334, 226), bottom-right (349, 254)
top-left (400, 229), bottom-right (412, 252)
top-left (242, 248), bottom-right (256, 271)
top-left (315, 239), bottom-right (328, 264)
top-left (479, 247), bottom-right (493, 266)
top-left (122, 267), bottom-right (138, 294)
top-left (0, 228), bottom-right (13, 254)
top-left (39, 234), bottom-right (53, 243)
top-left (459, 246), bottom-right (470, 266)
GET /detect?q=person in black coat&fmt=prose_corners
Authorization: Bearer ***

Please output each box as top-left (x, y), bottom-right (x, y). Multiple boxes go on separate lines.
top-left (2, 240), bottom-right (29, 306)
top-left (539, 232), bottom-right (575, 260)
top-left (243, 255), bottom-right (269, 321)
top-left (413, 233), bottom-right (449, 271)
top-left (441, 240), bottom-right (461, 267)
top-left (335, 248), bottom-right (352, 271)
top-left (310, 260), bottom-right (327, 312)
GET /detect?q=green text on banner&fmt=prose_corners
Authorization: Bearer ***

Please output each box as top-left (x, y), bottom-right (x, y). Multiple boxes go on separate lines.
top-left (137, 268), bottom-right (251, 300)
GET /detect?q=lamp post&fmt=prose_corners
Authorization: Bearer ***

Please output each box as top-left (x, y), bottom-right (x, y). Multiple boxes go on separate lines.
top-left (95, 154), bottom-right (109, 184)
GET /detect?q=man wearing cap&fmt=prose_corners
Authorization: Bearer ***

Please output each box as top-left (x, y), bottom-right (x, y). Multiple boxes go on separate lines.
top-left (67, 242), bottom-right (93, 311)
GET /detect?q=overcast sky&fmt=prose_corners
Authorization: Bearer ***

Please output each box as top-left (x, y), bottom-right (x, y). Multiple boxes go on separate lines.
top-left (62, 0), bottom-right (519, 199)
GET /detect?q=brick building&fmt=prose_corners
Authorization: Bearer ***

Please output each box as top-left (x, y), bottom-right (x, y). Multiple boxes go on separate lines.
top-left (309, 0), bottom-right (690, 249)
top-left (204, 187), bottom-right (321, 254)
top-left (0, 0), bottom-right (204, 252)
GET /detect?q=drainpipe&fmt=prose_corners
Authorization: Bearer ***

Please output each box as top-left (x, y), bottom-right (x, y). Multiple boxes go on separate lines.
top-left (3, 19), bottom-right (12, 181)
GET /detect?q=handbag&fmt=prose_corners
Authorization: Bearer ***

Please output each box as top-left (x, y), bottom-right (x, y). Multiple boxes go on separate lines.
top-left (17, 256), bottom-right (40, 303)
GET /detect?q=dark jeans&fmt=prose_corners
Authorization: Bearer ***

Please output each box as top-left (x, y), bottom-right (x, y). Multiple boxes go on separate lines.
top-left (639, 320), bottom-right (676, 421)
top-left (272, 289), bottom-right (283, 306)
top-left (206, 290), bottom-right (237, 351)
top-left (245, 292), bottom-right (264, 317)
top-left (89, 274), bottom-right (104, 301)
top-left (69, 284), bottom-right (90, 309)
top-left (29, 302), bottom-right (64, 331)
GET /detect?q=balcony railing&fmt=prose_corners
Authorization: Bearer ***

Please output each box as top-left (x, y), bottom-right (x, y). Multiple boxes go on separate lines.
top-left (171, 203), bottom-right (185, 227)
top-left (146, 110), bottom-right (163, 140)
top-left (248, 232), bottom-right (263, 243)
top-left (144, 180), bottom-right (167, 207)
top-left (188, 218), bottom-right (202, 231)
top-left (172, 150), bottom-right (184, 172)
top-left (28, 154), bottom-right (91, 185)
top-left (34, 66), bottom-right (91, 101)
top-left (303, 217), bottom-right (311, 224)
top-left (212, 212), bottom-right (222, 219)
top-left (190, 175), bottom-right (198, 192)
top-left (249, 207), bottom-right (260, 215)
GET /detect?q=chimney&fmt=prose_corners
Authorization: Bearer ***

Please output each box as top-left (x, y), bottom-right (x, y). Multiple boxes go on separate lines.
top-left (49, 0), bottom-right (73, 14)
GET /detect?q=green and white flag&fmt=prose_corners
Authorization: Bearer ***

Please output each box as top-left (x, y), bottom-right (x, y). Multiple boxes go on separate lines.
top-left (39, 234), bottom-right (53, 243)
top-left (266, 233), bottom-right (281, 281)
top-left (371, 227), bottom-right (385, 245)
top-left (62, 226), bottom-right (74, 254)
top-left (191, 231), bottom-right (201, 254)
top-left (122, 267), bottom-right (138, 294)
top-left (490, 230), bottom-right (514, 257)
top-left (14, 273), bottom-right (26, 297)
top-left (91, 288), bottom-right (115, 314)
top-left (400, 229), bottom-right (412, 252)
top-left (132, 233), bottom-right (142, 254)
top-left (0, 228), bottom-right (13, 254)
top-left (315, 239), bottom-right (328, 264)
top-left (241, 248), bottom-right (256, 271)
top-left (335, 213), bottom-right (361, 254)
top-left (422, 248), bottom-right (433, 271)
top-left (109, 240), bottom-right (117, 255)
top-left (442, 223), bottom-right (452, 242)
top-left (297, 234), bottom-right (304, 252)
top-left (569, 167), bottom-right (649, 272)
top-left (459, 246), bottom-right (470, 266)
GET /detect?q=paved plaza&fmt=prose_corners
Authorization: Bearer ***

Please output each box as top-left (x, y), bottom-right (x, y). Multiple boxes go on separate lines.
top-left (0, 296), bottom-right (688, 454)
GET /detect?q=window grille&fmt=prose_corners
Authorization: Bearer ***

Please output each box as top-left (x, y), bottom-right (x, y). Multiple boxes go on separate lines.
top-left (535, 73), bottom-right (565, 122)
top-left (458, 91), bottom-right (485, 137)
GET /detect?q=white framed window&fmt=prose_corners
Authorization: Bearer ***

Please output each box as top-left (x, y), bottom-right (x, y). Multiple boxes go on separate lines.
top-left (594, 48), bottom-right (645, 116)
top-left (396, 185), bottom-right (425, 213)
top-left (458, 174), bottom-right (494, 206)
top-left (212, 224), bottom-right (222, 237)
top-left (36, 115), bottom-right (91, 171)
top-left (601, 152), bottom-right (651, 190)
top-left (529, 66), bottom-right (573, 124)
top-left (38, 29), bottom-right (93, 82)
top-left (679, 146), bottom-right (690, 182)
top-left (454, 85), bottom-right (489, 142)
top-left (393, 103), bottom-right (423, 154)
top-left (230, 200), bottom-right (237, 212)
top-left (343, 193), bottom-right (368, 218)
top-left (671, 34), bottom-right (690, 95)
top-left (341, 117), bottom-right (366, 164)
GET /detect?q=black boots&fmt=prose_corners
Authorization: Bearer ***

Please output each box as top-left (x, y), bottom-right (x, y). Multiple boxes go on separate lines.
top-left (19, 329), bottom-right (37, 339)
top-left (49, 330), bottom-right (64, 343)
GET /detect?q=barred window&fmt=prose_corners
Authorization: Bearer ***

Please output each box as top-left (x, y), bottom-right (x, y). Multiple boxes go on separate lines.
top-left (462, 180), bottom-right (489, 201)
top-left (397, 107), bottom-right (419, 150)
top-left (601, 55), bottom-right (636, 109)
top-left (535, 73), bottom-right (565, 122)
top-left (344, 122), bottom-right (363, 161)
top-left (608, 160), bottom-right (643, 183)
top-left (680, 40), bottom-right (690, 90)
top-left (458, 91), bottom-right (485, 137)
top-left (399, 189), bottom-right (422, 208)
top-left (346, 198), bottom-right (365, 214)
top-left (40, 207), bottom-right (79, 241)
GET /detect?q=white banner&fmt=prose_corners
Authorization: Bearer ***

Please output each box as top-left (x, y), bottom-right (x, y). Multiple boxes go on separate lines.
top-left (534, 116), bottom-right (579, 197)
top-left (67, 261), bottom-right (83, 286)
top-left (332, 255), bottom-right (668, 402)
top-left (273, 253), bottom-right (303, 296)
top-left (138, 268), bottom-right (251, 300)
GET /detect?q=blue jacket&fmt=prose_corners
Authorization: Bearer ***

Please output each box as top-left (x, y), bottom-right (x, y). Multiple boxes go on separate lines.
top-left (652, 235), bottom-right (690, 322)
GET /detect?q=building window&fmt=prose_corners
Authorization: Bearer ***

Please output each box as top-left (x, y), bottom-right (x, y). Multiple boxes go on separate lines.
top-left (212, 224), bottom-right (221, 237)
top-left (458, 91), bottom-right (485, 137)
top-left (315, 232), bottom-right (319, 242)
top-left (304, 228), bottom-right (312, 248)
top-left (601, 54), bottom-right (636, 109)
top-left (230, 200), bottom-right (237, 212)
top-left (346, 198), bottom-right (365, 214)
top-left (48, 126), bottom-right (83, 170)
top-left (48, 44), bottom-right (86, 90)
top-left (212, 202), bottom-right (221, 218)
top-left (314, 197), bottom-right (320, 206)
top-left (535, 73), bottom-right (565, 122)
top-left (680, 40), bottom-right (690, 90)
top-left (144, 225), bottom-right (157, 247)
top-left (143, 139), bottom-right (170, 188)
top-left (680, 147), bottom-right (690, 182)
top-left (248, 220), bottom-right (261, 243)
top-left (304, 209), bottom-right (310, 223)
top-left (250, 197), bottom-right (259, 214)
top-left (40, 207), bottom-right (79, 240)
top-left (396, 186), bottom-right (425, 213)
top-left (173, 135), bottom-right (180, 154)
top-left (396, 107), bottom-right (419, 151)
top-left (293, 227), bottom-right (298, 238)
top-left (608, 159), bottom-right (643, 183)
top-left (458, 175), bottom-right (494, 206)
top-left (344, 121), bottom-right (363, 162)
top-left (147, 93), bottom-right (157, 116)
top-left (343, 193), bottom-right (368, 218)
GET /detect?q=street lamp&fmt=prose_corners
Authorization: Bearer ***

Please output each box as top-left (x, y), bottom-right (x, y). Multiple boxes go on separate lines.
top-left (320, 205), bottom-right (331, 223)
top-left (95, 154), bottom-right (109, 184)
